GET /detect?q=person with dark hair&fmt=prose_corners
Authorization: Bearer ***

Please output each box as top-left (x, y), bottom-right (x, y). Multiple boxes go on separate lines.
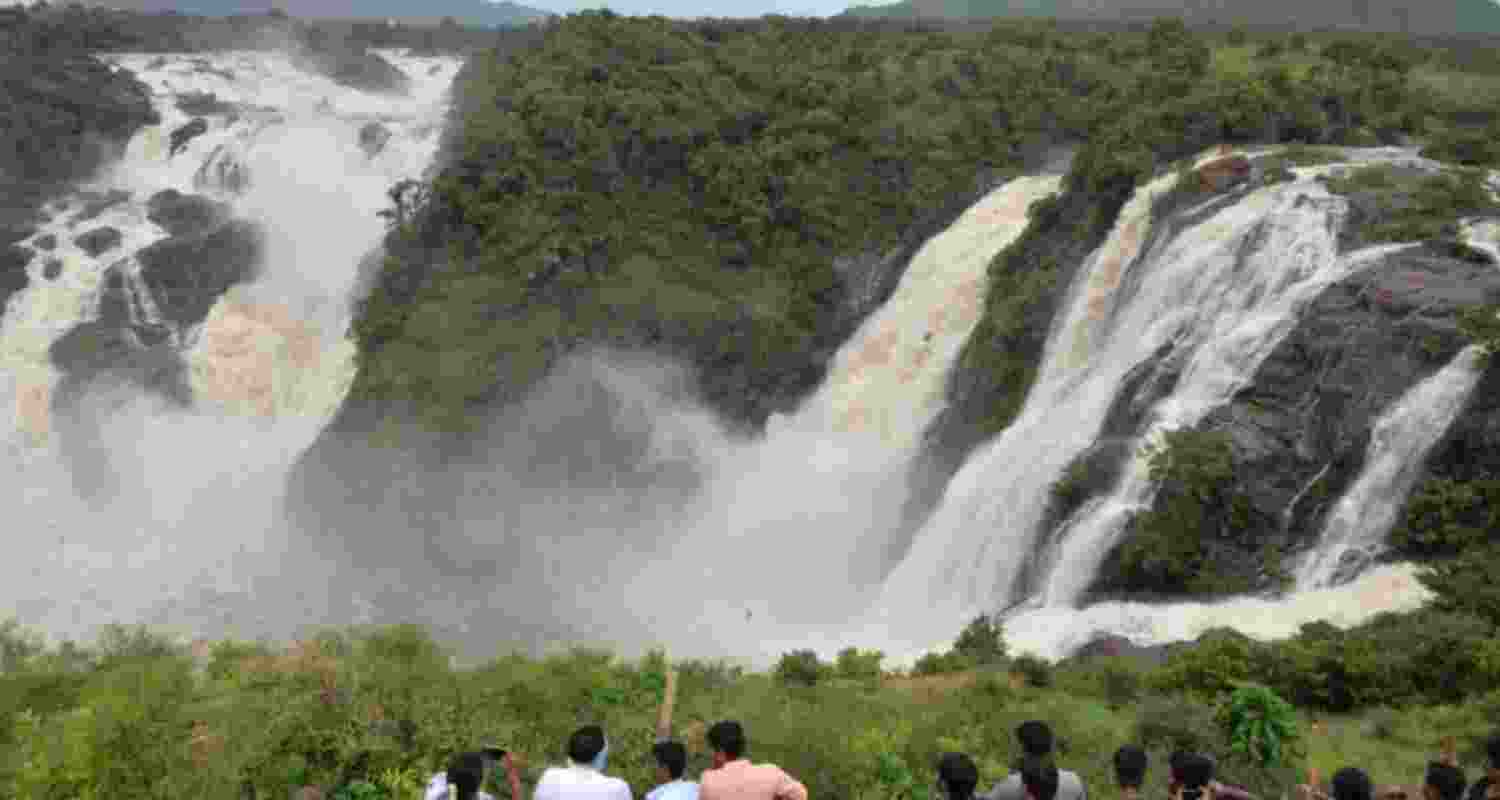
top-left (424, 748), bottom-right (522, 800)
top-left (1113, 746), bottom-right (1148, 800)
top-left (1332, 767), bottom-right (1375, 800)
top-left (1427, 763), bottom-right (1468, 800)
top-left (1465, 733), bottom-right (1500, 800)
top-left (1168, 752), bottom-right (1254, 800)
top-left (982, 721), bottom-right (1086, 800)
top-left (1022, 757), bottom-right (1061, 800)
top-left (938, 753), bottom-right (981, 800)
top-left (699, 720), bottom-right (807, 800)
top-left (534, 725), bottom-right (632, 800)
top-left (1173, 753), bottom-right (1215, 800)
top-left (648, 740), bottom-right (699, 800)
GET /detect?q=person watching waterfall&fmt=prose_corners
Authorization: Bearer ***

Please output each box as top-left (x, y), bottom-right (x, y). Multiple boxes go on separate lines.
top-left (534, 725), bottom-right (632, 800)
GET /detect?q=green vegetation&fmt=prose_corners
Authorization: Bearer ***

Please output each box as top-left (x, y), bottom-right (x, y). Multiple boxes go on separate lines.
top-left (4, 618), bottom-right (1500, 800)
top-left (350, 13), bottom-right (1446, 443)
top-left (913, 614), bottom-right (1008, 675)
top-left (1322, 164), bottom-right (1499, 244)
top-left (1094, 430), bottom-right (1257, 596)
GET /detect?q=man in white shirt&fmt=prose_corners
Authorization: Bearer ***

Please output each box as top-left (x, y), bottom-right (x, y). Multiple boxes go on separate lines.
top-left (534, 725), bottom-right (633, 800)
top-left (648, 740), bottom-right (700, 800)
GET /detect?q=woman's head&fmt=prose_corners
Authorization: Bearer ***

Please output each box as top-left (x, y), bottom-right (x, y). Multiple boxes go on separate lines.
top-left (1175, 753), bottom-right (1215, 800)
top-left (446, 752), bottom-right (488, 800)
top-left (937, 753), bottom-right (980, 800)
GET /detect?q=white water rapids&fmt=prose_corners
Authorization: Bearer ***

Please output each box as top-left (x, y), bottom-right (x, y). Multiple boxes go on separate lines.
top-left (0, 49), bottom-right (460, 640)
top-left (0, 49), bottom-right (1474, 674)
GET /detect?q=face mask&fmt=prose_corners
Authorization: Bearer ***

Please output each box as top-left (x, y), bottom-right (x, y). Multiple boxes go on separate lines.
top-left (590, 739), bottom-right (610, 772)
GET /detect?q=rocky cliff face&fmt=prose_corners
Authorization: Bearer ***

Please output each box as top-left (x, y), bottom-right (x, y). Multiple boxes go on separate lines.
top-left (0, 10), bottom-right (159, 313)
top-left (1080, 159), bottom-right (1500, 600)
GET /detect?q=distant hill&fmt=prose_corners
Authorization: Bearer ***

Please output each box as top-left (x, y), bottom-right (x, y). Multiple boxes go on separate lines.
top-left (837, 0), bottom-right (1500, 37)
top-left (92, 0), bottom-right (554, 27)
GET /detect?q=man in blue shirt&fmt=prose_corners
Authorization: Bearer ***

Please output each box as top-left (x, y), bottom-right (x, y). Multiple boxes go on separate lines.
top-left (648, 740), bottom-right (700, 800)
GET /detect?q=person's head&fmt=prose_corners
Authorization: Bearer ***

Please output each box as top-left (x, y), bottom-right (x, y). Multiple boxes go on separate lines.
top-left (1021, 756), bottom-right (1061, 800)
top-left (1332, 767), bottom-right (1374, 800)
top-left (1168, 751), bottom-right (1191, 793)
top-left (568, 725), bottom-right (608, 770)
top-left (1424, 762), bottom-right (1466, 800)
top-left (446, 752), bottom-right (487, 800)
top-left (479, 746), bottom-right (506, 775)
top-left (1016, 721), bottom-right (1055, 759)
top-left (653, 740), bottom-right (688, 785)
top-left (937, 752), bottom-right (980, 800)
top-left (1486, 731), bottom-right (1500, 781)
top-left (707, 721), bottom-right (746, 769)
top-left (1176, 753), bottom-right (1215, 800)
top-left (1114, 745), bottom-right (1148, 791)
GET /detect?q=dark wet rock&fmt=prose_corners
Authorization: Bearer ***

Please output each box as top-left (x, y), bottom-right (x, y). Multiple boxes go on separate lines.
top-left (33, 233), bottom-right (57, 251)
top-left (0, 48), bottom-right (157, 194)
top-left (1063, 633), bottom-right (1178, 666)
top-left (175, 91), bottom-right (238, 116)
top-left (146, 189), bottom-right (230, 237)
top-left (137, 218), bottom-right (264, 330)
top-left (358, 121), bottom-right (392, 159)
top-left (43, 258), bottom-right (63, 280)
top-left (2, 245), bottom-right (34, 307)
top-left (169, 116), bottom-right (209, 158)
top-left (1087, 242), bottom-right (1500, 600)
top-left (71, 189), bottom-right (132, 226)
top-left (73, 226), bottom-right (122, 257)
top-left (0, 221), bottom-right (37, 249)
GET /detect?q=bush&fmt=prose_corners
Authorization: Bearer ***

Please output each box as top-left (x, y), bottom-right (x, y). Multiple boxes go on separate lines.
top-left (1217, 683), bottom-right (1299, 768)
top-left (1010, 655), bottom-right (1053, 688)
top-left (834, 648), bottom-right (885, 682)
top-left (1134, 693), bottom-right (1222, 753)
top-left (912, 650), bottom-right (973, 676)
top-left (953, 615), bottom-right (1007, 666)
top-left (775, 650), bottom-right (830, 687)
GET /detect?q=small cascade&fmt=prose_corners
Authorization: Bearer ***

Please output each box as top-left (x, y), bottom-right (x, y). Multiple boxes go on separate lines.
top-left (1293, 345), bottom-right (1485, 588)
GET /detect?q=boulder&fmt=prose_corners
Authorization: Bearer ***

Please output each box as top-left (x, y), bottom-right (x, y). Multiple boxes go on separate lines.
top-left (168, 116), bottom-right (209, 158)
top-left (73, 226), bottom-right (122, 257)
top-left (146, 189), bottom-right (230, 237)
top-left (192, 144), bottom-right (249, 195)
top-left (33, 232), bottom-right (56, 251)
top-left (42, 258), bottom-right (62, 280)
top-left (1, 244), bottom-right (33, 307)
top-left (358, 121), bottom-right (391, 159)
top-left (136, 218), bottom-right (264, 330)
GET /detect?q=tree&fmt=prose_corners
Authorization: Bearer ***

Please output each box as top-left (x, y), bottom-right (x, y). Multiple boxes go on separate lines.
top-left (952, 613), bottom-right (1006, 665)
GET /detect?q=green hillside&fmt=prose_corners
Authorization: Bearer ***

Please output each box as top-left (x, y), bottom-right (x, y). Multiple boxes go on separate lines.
top-left (837, 0), bottom-right (1500, 37)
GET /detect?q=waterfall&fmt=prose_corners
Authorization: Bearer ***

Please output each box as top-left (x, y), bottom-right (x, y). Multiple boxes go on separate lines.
top-left (1293, 346), bottom-right (1485, 588)
top-left (0, 49), bottom-right (461, 643)
top-left (863, 149), bottom-right (1457, 662)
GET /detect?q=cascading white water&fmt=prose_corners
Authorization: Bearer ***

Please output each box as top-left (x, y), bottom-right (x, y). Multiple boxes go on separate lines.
top-left (855, 149), bottom-right (1472, 664)
top-left (601, 175), bottom-right (1064, 653)
top-left (1294, 346), bottom-right (1486, 588)
top-left (0, 49), bottom-right (460, 643)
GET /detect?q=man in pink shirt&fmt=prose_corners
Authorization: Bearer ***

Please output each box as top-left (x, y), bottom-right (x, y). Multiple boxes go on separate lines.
top-left (699, 721), bottom-right (808, 800)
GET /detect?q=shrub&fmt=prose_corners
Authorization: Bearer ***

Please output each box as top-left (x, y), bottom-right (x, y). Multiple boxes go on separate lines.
top-left (1134, 693), bottom-right (1222, 753)
top-left (952, 614), bottom-right (1007, 666)
top-left (1010, 655), bottom-right (1052, 688)
top-left (912, 650), bottom-right (972, 676)
top-left (835, 648), bottom-right (885, 682)
top-left (775, 650), bottom-right (830, 687)
top-left (1217, 683), bottom-right (1299, 768)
